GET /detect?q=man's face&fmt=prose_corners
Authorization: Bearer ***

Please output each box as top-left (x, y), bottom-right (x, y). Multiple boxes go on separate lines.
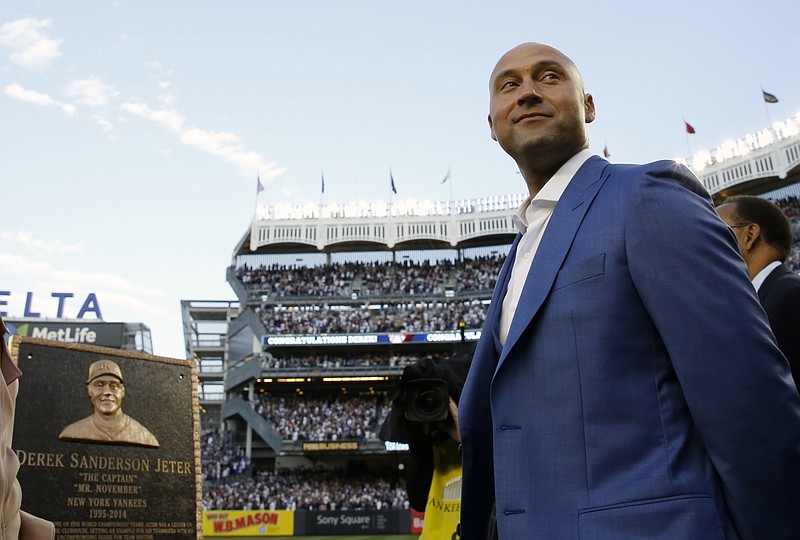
top-left (87, 375), bottom-right (125, 418)
top-left (488, 43), bottom-right (595, 165)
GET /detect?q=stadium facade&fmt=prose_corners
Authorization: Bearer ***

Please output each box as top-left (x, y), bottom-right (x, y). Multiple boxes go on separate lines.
top-left (190, 194), bottom-right (519, 464)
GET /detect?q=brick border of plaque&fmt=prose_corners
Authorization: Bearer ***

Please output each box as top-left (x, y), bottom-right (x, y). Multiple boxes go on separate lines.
top-left (10, 336), bottom-right (201, 540)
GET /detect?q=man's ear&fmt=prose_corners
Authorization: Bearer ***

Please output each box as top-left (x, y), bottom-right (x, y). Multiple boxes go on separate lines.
top-left (488, 114), bottom-right (497, 141)
top-left (743, 223), bottom-right (762, 252)
top-left (584, 93), bottom-right (596, 124)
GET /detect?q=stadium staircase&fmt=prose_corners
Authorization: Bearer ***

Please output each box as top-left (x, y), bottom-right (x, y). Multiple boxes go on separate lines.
top-left (221, 395), bottom-right (284, 452)
top-left (227, 308), bottom-right (267, 337)
top-left (225, 266), bottom-right (249, 303)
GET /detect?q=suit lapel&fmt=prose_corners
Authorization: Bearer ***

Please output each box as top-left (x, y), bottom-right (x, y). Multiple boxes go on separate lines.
top-left (496, 156), bottom-right (610, 372)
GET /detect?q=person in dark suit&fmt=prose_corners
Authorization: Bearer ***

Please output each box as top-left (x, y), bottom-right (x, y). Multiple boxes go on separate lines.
top-left (717, 195), bottom-right (800, 391)
top-left (457, 42), bottom-right (800, 540)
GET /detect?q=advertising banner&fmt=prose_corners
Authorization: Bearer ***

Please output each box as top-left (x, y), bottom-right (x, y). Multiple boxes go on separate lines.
top-left (10, 337), bottom-right (201, 539)
top-left (7, 319), bottom-right (126, 348)
top-left (203, 510), bottom-right (294, 537)
top-left (264, 330), bottom-right (482, 348)
top-left (301, 509), bottom-right (401, 535)
top-left (411, 509), bottom-right (425, 534)
top-left (301, 441), bottom-right (359, 452)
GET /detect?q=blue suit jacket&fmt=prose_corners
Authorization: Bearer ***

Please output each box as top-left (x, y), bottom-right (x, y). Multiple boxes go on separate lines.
top-left (458, 157), bottom-right (800, 540)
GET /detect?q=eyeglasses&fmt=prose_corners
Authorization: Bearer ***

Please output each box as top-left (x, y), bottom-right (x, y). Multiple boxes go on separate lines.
top-left (728, 223), bottom-right (752, 229)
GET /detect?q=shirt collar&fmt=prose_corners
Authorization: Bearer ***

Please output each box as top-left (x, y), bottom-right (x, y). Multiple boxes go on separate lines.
top-left (752, 260), bottom-right (782, 292)
top-left (511, 149), bottom-right (594, 233)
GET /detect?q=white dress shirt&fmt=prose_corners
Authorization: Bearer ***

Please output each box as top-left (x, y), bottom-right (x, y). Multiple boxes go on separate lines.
top-left (752, 260), bottom-right (782, 292)
top-left (499, 149), bottom-right (594, 345)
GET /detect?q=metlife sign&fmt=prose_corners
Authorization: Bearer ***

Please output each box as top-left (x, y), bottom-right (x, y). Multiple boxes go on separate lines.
top-left (5, 320), bottom-right (125, 349)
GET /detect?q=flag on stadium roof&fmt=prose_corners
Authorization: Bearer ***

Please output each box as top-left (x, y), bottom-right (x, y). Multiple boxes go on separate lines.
top-left (441, 165), bottom-right (451, 184)
top-left (321, 170), bottom-right (325, 194)
top-left (685, 121), bottom-right (696, 134)
top-left (256, 175), bottom-right (264, 194)
top-left (603, 144), bottom-right (610, 158)
top-left (763, 90), bottom-right (779, 104)
top-left (390, 170), bottom-right (397, 194)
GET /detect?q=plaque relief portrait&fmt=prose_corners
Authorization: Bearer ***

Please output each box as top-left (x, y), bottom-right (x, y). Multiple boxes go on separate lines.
top-left (59, 359), bottom-right (159, 448)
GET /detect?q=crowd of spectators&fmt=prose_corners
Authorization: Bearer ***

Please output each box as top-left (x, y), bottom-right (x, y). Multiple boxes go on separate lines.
top-left (454, 255), bottom-right (501, 292)
top-left (236, 257), bottom-right (504, 299)
top-left (198, 431), bottom-right (407, 511)
top-left (238, 258), bottom-right (496, 335)
top-left (237, 262), bottom-right (359, 297)
top-left (257, 300), bottom-right (487, 335)
top-left (203, 467), bottom-right (408, 511)
top-left (359, 260), bottom-right (452, 296)
top-left (251, 393), bottom-right (388, 441)
top-left (201, 430), bottom-right (250, 483)
top-left (774, 196), bottom-right (800, 270)
top-left (260, 352), bottom-right (422, 370)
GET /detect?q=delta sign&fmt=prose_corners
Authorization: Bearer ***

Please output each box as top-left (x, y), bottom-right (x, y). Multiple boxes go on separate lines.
top-left (0, 291), bottom-right (102, 319)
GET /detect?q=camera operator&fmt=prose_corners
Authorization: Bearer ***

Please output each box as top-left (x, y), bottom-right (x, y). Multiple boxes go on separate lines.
top-left (436, 398), bottom-right (460, 444)
top-left (380, 350), bottom-right (473, 540)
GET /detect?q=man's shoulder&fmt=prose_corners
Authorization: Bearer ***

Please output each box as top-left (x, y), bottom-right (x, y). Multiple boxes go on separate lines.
top-left (63, 415), bottom-right (93, 429)
top-left (123, 414), bottom-right (147, 429)
top-left (604, 159), bottom-right (694, 177)
top-left (768, 264), bottom-right (800, 292)
top-left (601, 159), bottom-right (708, 201)
top-left (59, 416), bottom-right (95, 438)
top-left (120, 414), bottom-right (159, 446)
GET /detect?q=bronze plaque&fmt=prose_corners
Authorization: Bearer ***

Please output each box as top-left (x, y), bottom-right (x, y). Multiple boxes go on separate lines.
top-left (10, 337), bottom-right (201, 539)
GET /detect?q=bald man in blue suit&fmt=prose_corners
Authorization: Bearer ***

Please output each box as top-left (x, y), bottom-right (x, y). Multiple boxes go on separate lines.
top-left (457, 42), bottom-right (800, 540)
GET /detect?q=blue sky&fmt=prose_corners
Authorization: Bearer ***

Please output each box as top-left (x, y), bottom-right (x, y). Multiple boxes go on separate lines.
top-left (2, 0), bottom-right (798, 358)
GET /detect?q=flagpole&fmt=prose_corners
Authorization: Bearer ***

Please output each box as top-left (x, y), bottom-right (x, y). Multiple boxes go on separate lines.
top-left (389, 167), bottom-right (396, 211)
top-left (319, 168), bottom-right (324, 217)
top-left (254, 172), bottom-right (261, 219)
top-left (683, 118), bottom-right (693, 157)
top-left (448, 164), bottom-right (454, 205)
top-left (761, 86), bottom-right (773, 130)
top-left (446, 164), bottom-right (456, 240)
top-left (388, 167), bottom-right (395, 252)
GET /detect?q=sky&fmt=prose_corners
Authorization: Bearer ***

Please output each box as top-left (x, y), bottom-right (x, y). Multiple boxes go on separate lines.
top-left (1, 0), bottom-right (799, 359)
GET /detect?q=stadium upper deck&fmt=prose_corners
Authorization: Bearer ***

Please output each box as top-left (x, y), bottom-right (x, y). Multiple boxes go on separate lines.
top-left (233, 113), bottom-right (800, 258)
top-left (685, 112), bottom-right (800, 202)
